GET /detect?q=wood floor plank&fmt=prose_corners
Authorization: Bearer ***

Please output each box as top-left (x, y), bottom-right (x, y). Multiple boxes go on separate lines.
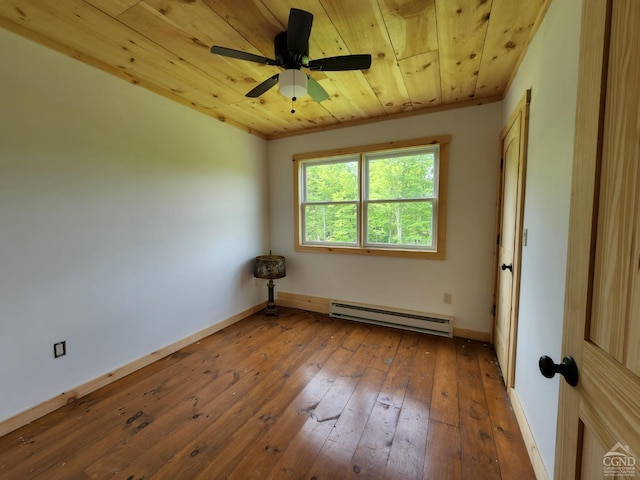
top-left (455, 338), bottom-right (502, 479)
top-left (382, 334), bottom-right (438, 480)
top-left (306, 365), bottom-right (388, 479)
top-left (477, 342), bottom-right (536, 480)
top-left (365, 327), bottom-right (403, 373)
top-left (1, 312), bottom-right (278, 460)
top-left (430, 336), bottom-right (460, 427)
top-left (78, 312), bottom-right (317, 478)
top-left (377, 331), bottom-right (419, 408)
top-left (346, 395), bottom-right (401, 478)
top-left (311, 325), bottom-right (384, 423)
top-left (262, 324), bottom-right (377, 480)
top-left (30, 373), bottom-right (199, 479)
top-left (423, 419), bottom-right (462, 479)
top-left (0, 314), bottom-right (273, 458)
top-left (263, 404), bottom-right (338, 480)
top-left (225, 319), bottom-right (357, 479)
top-left (2, 350), bottom-right (209, 478)
top-left (26, 317), bottom-right (288, 478)
top-left (0, 309), bottom-right (534, 480)
top-left (105, 312), bottom-right (332, 479)
top-left (194, 319), bottom-right (357, 479)
top-left (301, 326), bottom-right (395, 479)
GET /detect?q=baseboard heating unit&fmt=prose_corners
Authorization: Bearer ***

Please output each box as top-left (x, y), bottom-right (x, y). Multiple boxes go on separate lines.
top-left (329, 300), bottom-right (453, 338)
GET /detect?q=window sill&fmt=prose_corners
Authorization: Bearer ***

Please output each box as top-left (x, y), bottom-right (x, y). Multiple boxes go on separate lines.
top-left (294, 244), bottom-right (445, 260)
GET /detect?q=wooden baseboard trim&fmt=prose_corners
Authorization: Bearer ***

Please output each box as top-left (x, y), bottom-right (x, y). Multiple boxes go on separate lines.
top-left (277, 291), bottom-right (331, 314)
top-left (277, 291), bottom-right (491, 342)
top-left (0, 303), bottom-right (265, 438)
top-left (452, 327), bottom-right (491, 342)
top-left (509, 387), bottom-right (550, 480)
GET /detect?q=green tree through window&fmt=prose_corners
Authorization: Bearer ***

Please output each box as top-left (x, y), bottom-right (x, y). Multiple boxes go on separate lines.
top-left (295, 136), bottom-right (449, 259)
top-left (303, 159), bottom-right (358, 243)
top-left (365, 150), bottom-right (436, 247)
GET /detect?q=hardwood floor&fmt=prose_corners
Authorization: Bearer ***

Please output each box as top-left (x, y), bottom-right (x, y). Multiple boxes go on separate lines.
top-left (0, 308), bottom-right (535, 479)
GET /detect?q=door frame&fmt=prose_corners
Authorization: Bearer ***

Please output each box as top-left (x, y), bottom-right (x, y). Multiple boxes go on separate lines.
top-left (554, 0), bottom-right (606, 473)
top-left (555, 0), bottom-right (640, 477)
top-left (492, 90), bottom-right (530, 389)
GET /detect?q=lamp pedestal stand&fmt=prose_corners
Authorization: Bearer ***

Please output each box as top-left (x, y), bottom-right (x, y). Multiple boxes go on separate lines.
top-left (264, 279), bottom-right (279, 317)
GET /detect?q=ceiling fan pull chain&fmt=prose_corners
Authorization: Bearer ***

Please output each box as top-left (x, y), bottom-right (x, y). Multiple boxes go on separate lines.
top-left (292, 79), bottom-right (298, 111)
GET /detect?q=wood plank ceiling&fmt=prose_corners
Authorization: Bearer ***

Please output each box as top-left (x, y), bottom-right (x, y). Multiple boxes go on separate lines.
top-left (0, 0), bottom-right (548, 139)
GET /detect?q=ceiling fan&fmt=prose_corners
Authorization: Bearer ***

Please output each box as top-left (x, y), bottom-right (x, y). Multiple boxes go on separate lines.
top-left (210, 8), bottom-right (372, 109)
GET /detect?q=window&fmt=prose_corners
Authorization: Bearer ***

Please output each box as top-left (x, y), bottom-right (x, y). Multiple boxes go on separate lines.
top-left (294, 135), bottom-right (449, 259)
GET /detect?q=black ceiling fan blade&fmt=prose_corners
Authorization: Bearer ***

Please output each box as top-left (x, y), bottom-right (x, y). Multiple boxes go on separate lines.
top-left (211, 46), bottom-right (277, 66)
top-left (287, 8), bottom-right (313, 56)
top-left (307, 76), bottom-right (329, 103)
top-left (308, 54), bottom-right (372, 71)
top-left (245, 74), bottom-right (279, 98)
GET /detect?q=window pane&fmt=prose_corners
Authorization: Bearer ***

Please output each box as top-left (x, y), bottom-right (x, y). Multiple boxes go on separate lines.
top-left (366, 151), bottom-right (435, 200)
top-left (366, 201), bottom-right (434, 247)
top-left (304, 203), bottom-right (358, 244)
top-left (305, 160), bottom-right (358, 202)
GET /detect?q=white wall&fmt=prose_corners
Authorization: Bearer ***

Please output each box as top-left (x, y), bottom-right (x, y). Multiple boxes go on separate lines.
top-left (0, 29), bottom-right (268, 422)
top-left (502, 0), bottom-right (582, 474)
top-left (268, 103), bottom-right (502, 334)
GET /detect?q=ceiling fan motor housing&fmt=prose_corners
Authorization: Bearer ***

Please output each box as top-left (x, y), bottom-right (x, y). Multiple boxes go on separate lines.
top-left (274, 31), bottom-right (308, 68)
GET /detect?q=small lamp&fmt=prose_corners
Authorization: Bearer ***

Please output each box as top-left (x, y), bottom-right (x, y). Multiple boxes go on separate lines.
top-left (254, 252), bottom-right (286, 317)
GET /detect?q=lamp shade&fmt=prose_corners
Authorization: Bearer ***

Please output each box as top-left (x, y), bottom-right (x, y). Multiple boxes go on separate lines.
top-left (278, 69), bottom-right (307, 99)
top-left (254, 254), bottom-right (286, 279)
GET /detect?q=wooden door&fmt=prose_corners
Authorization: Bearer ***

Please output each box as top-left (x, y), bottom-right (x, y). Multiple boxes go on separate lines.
top-left (494, 92), bottom-right (529, 388)
top-left (555, 0), bottom-right (640, 478)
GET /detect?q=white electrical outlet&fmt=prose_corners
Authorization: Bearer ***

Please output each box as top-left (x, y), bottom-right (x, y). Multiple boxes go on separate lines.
top-left (444, 293), bottom-right (453, 304)
top-left (54, 341), bottom-right (66, 358)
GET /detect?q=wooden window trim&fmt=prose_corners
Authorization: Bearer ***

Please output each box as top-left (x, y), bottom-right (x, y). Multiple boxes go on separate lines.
top-left (293, 135), bottom-right (450, 260)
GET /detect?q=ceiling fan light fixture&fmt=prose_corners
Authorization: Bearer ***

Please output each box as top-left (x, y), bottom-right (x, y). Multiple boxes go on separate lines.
top-left (211, 8), bottom-right (371, 105)
top-left (279, 69), bottom-right (307, 99)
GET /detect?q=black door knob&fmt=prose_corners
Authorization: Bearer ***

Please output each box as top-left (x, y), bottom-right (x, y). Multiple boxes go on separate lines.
top-left (539, 355), bottom-right (579, 387)
top-left (501, 263), bottom-right (513, 272)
